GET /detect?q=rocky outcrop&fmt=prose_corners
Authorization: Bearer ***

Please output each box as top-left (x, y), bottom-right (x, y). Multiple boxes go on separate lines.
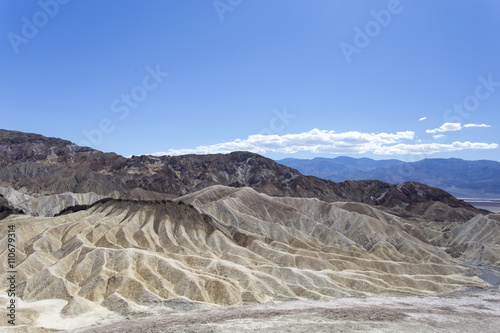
top-left (373, 181), bottom-right (482, 222)
top-left (0, 186), bottom-right (102, 217)
top-left (0, 193), bottom-right (23, 220)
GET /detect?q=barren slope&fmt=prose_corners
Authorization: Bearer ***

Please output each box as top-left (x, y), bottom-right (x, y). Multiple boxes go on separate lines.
top-left (0, 187), bottom-right (102, 217)
top-left (1, 186), bottom-right (495, 332)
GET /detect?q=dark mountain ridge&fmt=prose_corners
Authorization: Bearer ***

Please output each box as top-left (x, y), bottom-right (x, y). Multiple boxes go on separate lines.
top-left (0, 129), bottom-right (483, 221)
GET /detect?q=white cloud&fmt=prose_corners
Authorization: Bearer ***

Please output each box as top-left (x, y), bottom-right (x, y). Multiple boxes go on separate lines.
top-left (426, 122), bottom-right (492, 134)
top-left (426, 122), bottom-right (463, 134)
top-left (373, 141), bottom-right (498, 155)
top-left (463, 123), bottom-right (491, 128)
top-left (150, 128), bottom-right (498, 157)
top-left (418, 117), bottom-right (427, 121)
top-left (433, 134), bottom-right (445, 139)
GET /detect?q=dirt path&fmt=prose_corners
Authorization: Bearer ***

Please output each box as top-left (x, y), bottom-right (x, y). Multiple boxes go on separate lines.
top-left (64, 290), bottom-right (500, 333)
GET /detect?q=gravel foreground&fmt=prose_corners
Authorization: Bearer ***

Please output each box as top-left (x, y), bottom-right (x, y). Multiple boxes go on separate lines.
top-left (63, 290), bottom-right (500, 333)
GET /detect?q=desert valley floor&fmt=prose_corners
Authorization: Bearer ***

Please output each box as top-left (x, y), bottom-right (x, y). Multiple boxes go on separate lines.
top-left (63, 290), bottom-right (500, 333)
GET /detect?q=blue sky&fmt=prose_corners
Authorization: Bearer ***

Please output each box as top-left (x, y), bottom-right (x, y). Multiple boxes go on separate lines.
top-left (1, 0), bottom-right (499, 161)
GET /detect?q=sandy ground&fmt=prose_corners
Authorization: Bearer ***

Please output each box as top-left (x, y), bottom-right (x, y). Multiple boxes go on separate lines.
top-left (61, 290), bottom-right (500, 333)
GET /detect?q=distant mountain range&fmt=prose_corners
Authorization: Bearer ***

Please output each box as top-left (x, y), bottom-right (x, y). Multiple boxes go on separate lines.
top-left (277, 157), bottom-right (500, 198)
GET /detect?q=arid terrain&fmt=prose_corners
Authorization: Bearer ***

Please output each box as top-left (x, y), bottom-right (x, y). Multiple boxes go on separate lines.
top-left (0, 130), bottom-right (499, 332)
top-left (63, 290), bottom-right (500, 333)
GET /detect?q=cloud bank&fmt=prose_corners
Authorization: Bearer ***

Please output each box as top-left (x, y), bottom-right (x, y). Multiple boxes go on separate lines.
top-left (152, 128), bottom-right (498, 156)
top-left (426, 122), bottom-right (491, 133)
top-left (463, 123), bottom-right (491, 128)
